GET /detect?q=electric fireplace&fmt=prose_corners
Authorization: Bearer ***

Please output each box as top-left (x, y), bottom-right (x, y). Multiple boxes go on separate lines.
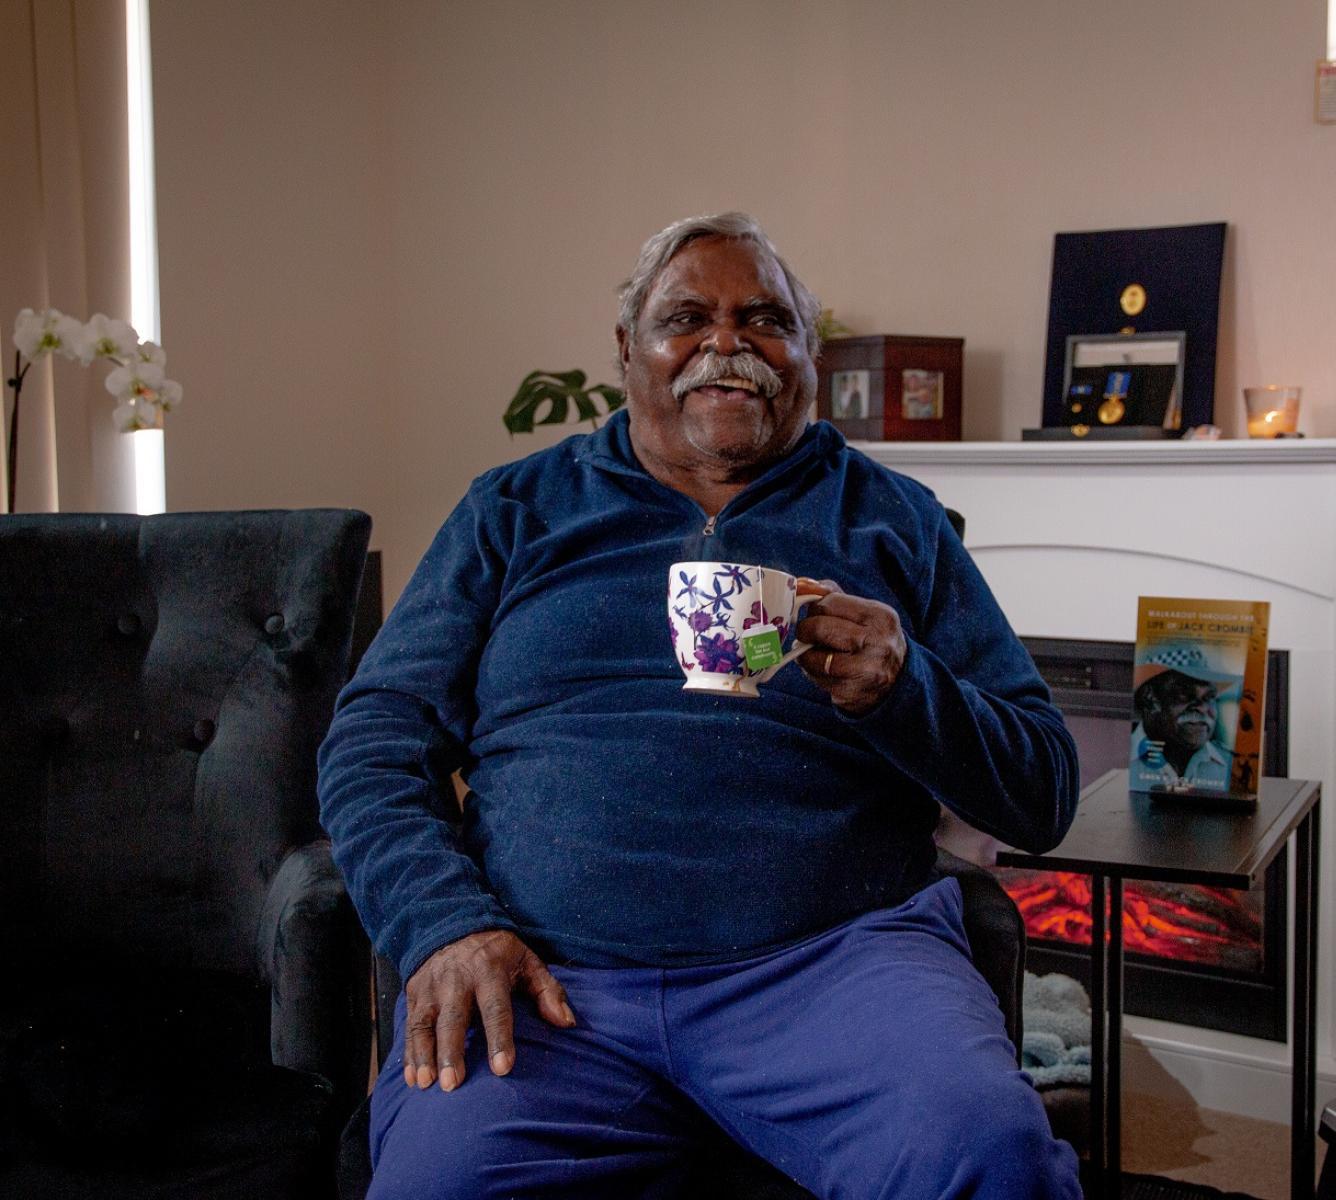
top-left (997, 637), bottom-right (1291, 1041)
top-left (861, 437), bottom-right (1336, 1115)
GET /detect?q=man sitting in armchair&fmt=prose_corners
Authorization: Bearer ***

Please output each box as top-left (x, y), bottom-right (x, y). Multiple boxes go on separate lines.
top-left (318, 212), bottom-right (1083, 1200)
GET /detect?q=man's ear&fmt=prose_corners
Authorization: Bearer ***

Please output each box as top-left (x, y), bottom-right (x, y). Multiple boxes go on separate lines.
top-left (615, 324), bottom-right (631, 374)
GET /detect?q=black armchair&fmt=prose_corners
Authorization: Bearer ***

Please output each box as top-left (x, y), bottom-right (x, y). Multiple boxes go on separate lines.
top-left (0, 509), bottom-right (372, 1199)
top-left (336, 849), bottom-right (1025, 1200)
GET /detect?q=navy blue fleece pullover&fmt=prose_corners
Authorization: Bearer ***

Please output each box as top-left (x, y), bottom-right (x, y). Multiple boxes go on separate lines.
top-left (317, 412), bottom-right (1077, 980)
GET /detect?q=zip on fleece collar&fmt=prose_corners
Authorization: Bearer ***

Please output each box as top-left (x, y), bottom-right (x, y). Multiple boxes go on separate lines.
top-left (574, 408), bottom-right (846, 525)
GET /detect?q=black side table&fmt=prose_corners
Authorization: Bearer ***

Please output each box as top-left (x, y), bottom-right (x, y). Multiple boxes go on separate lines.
top-left (998, 769), bottom-right (1321, 1200)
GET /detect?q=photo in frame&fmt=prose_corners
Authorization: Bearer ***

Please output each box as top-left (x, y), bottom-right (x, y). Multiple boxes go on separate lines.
top-left (831, 369), bottom-right (873, 421)
top-left (817, 335), bottom-right (963, 442)
top-left (901, 369), bottom-right (944, 420)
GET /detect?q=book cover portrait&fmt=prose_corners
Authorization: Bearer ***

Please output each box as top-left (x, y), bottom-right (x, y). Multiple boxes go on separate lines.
top-left (1130, 597), bottom-right (1270, 797)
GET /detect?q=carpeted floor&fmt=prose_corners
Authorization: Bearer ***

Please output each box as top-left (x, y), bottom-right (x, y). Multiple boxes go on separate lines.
top-left (1089, 1090), bottom-right (1328, 1200)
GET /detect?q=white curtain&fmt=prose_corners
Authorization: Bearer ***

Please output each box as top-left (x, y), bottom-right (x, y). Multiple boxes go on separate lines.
top-left (0, 0), bottom-right (134, 513)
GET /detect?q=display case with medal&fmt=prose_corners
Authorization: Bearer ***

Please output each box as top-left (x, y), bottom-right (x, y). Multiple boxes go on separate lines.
top-left (1024, 221), bottom-right (1226, 440)
top-left (1058, 331), bottom-right (1185, 436)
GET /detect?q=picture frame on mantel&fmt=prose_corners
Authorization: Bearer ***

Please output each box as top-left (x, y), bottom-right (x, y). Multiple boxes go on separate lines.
top-left (1034, 221), bottom-right (1226, 437)
top-left (818, 335), bottom-right (963, 442)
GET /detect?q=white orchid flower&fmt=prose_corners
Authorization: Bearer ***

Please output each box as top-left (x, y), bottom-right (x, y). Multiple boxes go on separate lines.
top-left (112, 398), bottom-right (163, 433)
top-left (104, 359), bottom-right (166, 402)
top-left (12, 309), bottom-right (46, 357)
top-left (136, 341), bottom-right (167, 368)
top-left (13, 308), bottom-right (83, 361)
top-left (10, 307), bottom-right (182, 465)
top-left (75, 313), bottom-right (140, 365)
top-left (112, 401), bottom-right (140, 432)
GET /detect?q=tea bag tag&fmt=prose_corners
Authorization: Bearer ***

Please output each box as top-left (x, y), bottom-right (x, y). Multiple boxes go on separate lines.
top-left (741, 625), bottom-right (783, 671)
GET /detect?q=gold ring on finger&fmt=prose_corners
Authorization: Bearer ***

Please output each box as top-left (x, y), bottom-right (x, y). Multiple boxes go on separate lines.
top-left (824, 651), bottom-right (834, 674)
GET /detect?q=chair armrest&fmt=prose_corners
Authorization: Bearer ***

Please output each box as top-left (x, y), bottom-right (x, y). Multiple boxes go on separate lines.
top-left (372, 953), bottom-right (404, 1070)
top-left (258, 840), bottom-right (371, 1115)
top-left (935, 848), bottom-right (1026, 1058)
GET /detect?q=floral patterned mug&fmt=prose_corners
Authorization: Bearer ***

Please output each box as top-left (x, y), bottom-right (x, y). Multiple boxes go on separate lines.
top-left (668, 561), bottom-right (822, 698)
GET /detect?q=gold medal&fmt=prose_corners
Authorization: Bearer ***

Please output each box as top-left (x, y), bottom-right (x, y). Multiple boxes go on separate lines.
top-left (1099, 369), bottom-right (1131, 425)
top-left (1098, 396), bottom-right (1126, 424)
top-left (1120, 284), bottom-right (1147, 316)
top-left (1070, 401), bottom-right (1083, 414)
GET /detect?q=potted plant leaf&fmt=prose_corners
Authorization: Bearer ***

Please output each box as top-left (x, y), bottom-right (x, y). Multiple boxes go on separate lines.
top-left (503, 370), bottom-right (624, 435)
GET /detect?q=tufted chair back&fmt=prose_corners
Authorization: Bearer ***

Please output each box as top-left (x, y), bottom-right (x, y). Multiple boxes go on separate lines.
top-left (1, 509), bottom-right (366, 973)
top-left (0, 509), bottom-right (372, 1198)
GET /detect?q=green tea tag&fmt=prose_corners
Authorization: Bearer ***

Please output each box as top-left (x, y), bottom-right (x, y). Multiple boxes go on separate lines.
top-left (741, 626), bottom-right (783, 671)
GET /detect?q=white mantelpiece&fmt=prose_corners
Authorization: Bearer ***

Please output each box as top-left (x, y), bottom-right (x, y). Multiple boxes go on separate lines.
top-left (859, 437), bottom-right (1336, 468)
top-left (858, 438), bottom-right (1336, 1124)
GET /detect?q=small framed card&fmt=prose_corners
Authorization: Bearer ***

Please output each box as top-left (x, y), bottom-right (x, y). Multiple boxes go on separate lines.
top-left (1317, 60), bottom-right (1336, 124)
top-left (817, 335), bottom-right (963, 441)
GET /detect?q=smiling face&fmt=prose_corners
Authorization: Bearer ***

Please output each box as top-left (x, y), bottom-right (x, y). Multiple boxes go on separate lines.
top-left (1141, 671), bottom-right (1219, 751)
top-left (617, 235), bottom-right (817, 488)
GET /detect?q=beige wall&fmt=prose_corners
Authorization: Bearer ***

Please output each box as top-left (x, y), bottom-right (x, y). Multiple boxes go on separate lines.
top-left (153, 1), bottom-right (395, 536)
top-left (154, 0), bottom-right (1336, 603)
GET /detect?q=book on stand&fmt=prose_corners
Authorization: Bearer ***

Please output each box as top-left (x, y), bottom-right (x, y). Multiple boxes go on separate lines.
top-left (1129, 596), bottom-right (1270, 803)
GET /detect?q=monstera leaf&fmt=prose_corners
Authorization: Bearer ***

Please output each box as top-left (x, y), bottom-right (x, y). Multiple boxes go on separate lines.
top-left (503, 370), bottom-right (625, 434)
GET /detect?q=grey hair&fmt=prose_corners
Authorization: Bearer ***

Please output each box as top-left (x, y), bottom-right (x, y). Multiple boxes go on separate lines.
top-left (617, 212), bottom-right (822, 358)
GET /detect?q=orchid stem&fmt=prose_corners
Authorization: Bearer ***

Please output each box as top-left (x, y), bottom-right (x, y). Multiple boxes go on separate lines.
top-left (5, 353), bottom-right (27, 514)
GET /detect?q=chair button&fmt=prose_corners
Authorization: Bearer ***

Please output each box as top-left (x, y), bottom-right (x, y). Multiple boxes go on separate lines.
top-left (117, 613), bottom-right (141, 636)
top-left (192, 719), bottom-right (216, 749)
top-left (264, 614), bottom-right (285, 635)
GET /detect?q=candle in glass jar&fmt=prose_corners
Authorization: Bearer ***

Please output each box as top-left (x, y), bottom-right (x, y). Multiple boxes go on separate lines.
top-left (1242, 386), bottom-right (1301, 438)
top-left (1246, 410), bottom-right (1290, 438)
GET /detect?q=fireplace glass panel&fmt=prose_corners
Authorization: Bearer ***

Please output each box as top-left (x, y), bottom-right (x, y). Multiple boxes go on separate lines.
top-left (998, 868), bottom-right (1264, 972)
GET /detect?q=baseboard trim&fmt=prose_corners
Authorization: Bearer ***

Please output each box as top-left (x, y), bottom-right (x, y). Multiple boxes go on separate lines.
top-left (1122, 1031), bottom-right (1336, 1125)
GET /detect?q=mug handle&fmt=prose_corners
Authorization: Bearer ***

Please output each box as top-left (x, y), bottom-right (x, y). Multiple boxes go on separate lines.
top-left (754, 592), bottom-right (825, 683)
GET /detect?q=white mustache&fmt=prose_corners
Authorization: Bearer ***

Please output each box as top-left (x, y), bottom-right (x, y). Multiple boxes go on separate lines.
top-left (672, 352), bottom-right (782, 401)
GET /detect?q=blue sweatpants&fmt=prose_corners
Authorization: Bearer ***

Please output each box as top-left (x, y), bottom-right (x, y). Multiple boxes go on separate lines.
top-left (367, 878), bottom-right (1081, 1199)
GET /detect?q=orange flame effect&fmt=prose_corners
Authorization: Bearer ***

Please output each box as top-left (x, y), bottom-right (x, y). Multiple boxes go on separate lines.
top-left (1000, 871), bottom-right (1262, 966)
